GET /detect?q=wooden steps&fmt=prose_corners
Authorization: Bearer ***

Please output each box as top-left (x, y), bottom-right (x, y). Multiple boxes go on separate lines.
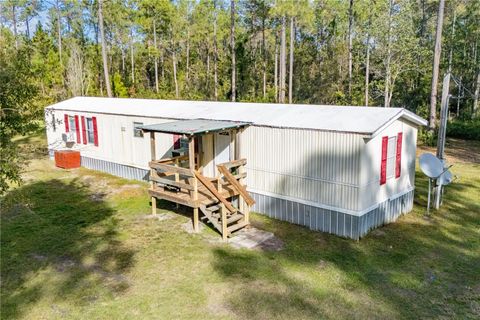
top-left (199, 201), bottom-right (247, 238)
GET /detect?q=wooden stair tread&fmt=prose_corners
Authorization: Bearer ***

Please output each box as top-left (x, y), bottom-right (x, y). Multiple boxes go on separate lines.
top-left (227, 221), bottom-right (248, 234)
top-left (226, 213), bottom-right (244, 224)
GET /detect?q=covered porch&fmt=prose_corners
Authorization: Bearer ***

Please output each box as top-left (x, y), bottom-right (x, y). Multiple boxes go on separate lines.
top-left (141, 119), bottom-right (255, 240)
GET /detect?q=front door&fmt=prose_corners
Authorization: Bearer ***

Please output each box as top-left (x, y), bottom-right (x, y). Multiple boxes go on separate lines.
top-left (214, 131), bottom-right (231, 167)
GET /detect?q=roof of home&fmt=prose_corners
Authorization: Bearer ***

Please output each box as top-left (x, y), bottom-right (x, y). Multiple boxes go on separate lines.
top-left (46, 96), bottom-right (428, 137)
top-left (140, 119), bottom-right (250, 136)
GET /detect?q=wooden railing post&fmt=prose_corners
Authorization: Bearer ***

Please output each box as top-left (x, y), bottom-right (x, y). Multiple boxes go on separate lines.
top-left (239, 163), bottom-right (249, 224)
top-left (218, 175), bottom-right (227, 240)
top-left (189, 137), bottom-right (199, 232)
top-left (174, 157), bottom-right (180, 209)
top-left (150, 131), bottom-right (157, 215)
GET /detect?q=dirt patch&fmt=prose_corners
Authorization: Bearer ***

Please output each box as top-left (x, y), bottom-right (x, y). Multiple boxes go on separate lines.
top-left (371, 229), bottom-right (386, 237)
top-left (418, 139), bottom-right (480, 164)
top-left (229, 227), bottom-right (284, 251)
top-left (138, 213), bottom-right (174, 221)
top-left (182, 221), bottom-right (205, 234)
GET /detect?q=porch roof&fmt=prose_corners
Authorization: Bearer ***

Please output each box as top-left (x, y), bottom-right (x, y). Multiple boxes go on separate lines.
top-left (140, 119), bottom-right (250, 136)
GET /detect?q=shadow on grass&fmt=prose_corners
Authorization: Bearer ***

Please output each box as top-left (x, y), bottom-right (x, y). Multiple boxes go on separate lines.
top-left (1, 178), bottom-right (135, 319)
top-left (210, 170), bottom-right (480, 319)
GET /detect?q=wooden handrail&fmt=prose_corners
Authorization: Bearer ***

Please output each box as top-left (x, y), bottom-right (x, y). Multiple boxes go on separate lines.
top-left (194, 170), bottom-right (236, 213)
top-left (149, 162), bottom-right (194, 177)
top-left (154, 154), bottom-right (189, 164)
top-left (150, 175), bottom-right (195, 191)
top-left (217, 165), bottom-right (255, 206)
top-left (219, 158), bottom-right (247, 170)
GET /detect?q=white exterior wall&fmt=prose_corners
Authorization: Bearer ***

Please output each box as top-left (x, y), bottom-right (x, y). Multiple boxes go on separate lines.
top-left (360, 119), bottom-right (418, 210)
top-left (45, 109), bottom-right (176, 169)
top-left (240, 126), bottom-right (364, 212)
top-left (45, 109), bottom-right (418, 215)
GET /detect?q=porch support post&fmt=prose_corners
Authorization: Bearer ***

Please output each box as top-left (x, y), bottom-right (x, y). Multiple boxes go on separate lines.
top-left (189, 136), bottom-right (199, 232)
top-left (150, 131), bottom-right (157, 215)
top-left (229, 129), bottom-right (235, 162)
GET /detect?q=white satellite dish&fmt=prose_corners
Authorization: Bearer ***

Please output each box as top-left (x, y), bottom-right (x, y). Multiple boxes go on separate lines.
top-left (419, 153), bottom-right (454, 214)
top-left (419, 153), bottom-right (444, 178)
top-left (438, 170), bottom-right (453, 186)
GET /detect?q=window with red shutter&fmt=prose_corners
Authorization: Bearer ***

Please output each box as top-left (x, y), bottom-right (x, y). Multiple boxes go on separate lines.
top-left (81, 116), bottom-right (87, 144)
top-left (64, 114), bottom-right (69, 132)
top-left (74, 115), bottom-right (80, 143)
top-left (380, 136), bottom-right (388, 185)
top-left (395, 132), bottom-right (403, 178)
top-left (92, 117), bottom-right (98, 146)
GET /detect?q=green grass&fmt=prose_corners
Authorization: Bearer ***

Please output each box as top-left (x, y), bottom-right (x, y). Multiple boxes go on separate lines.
top-left (1, 135), bottom-right (479, 319)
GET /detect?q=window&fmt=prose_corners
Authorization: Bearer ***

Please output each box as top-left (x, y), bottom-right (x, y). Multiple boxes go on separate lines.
top-left (173, 134), bottom-right (188, 150)
top-left (69, 116), bottom-right (76, 133)
top-left (386, 136), bottom-right (397, 179)
top-left (86, 118), bottom-right (95, 144)
top-left (133, 122), bottom-right (144, 138)
top-left (52, 114), bottom-right (56, 132)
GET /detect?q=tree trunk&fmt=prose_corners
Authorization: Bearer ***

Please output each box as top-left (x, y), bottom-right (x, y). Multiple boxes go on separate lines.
top-left (348, 0), bottom-right (354, 99)
top-left (288, 17), bottom-right (295, 104)
top-left (384, 0), bottom-right (393, 108)
top-left (456, 76), bottom-right (462, 117)
top-left (206, 48), bottom-right (210, 94)
top-left (12, 5), bottom-right (18, 49)
top-left (365, 31), bottom-right (370, 106)
top-left (447, 10), bottom-right (456, 73)
top-left (186, 29), bottom-right (190, 86)
top-left (56, 0), bottom-right (62, 60)
top-left (274, 38), bottom-right (278, 102)
top-left (262, 17), bottom-right (267, 99)
top-left (474, 70), bottom-right (480, 117)
top-left (279, 16), bottom-right (286, 103)
top-left (172, 38), bottom-right (179, 99)
top-left (25, 16), bottom-right (30, 38)
top-left (213, 1), bottom-right (218, 101)
top-left (230, 0), bottom-right (236, 102)
top-left (98, 0), bottom-right (112, 97)
top-left (153, 20), bottom-right (159, 94)
top-left (130, 29), bottom-right (135, 83)
top-left (429, 0), bottom-right (445, 129)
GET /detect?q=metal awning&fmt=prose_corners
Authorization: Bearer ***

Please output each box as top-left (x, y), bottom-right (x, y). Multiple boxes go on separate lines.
top-left (140, 119), bottom-right (251, 136)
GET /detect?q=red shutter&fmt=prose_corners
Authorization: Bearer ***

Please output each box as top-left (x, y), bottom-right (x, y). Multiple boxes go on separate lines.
top-left (81, 116), bottom-right (87, 144)
top-left (92, 117), bottom-right (99, 146)
top-left (173, 134), bottom-right (181, 149)
top-left (74, 115), bottom-right (80, 143)
top-left (395, 132), bottom-right (403, 178)
top-left (64, 114), bottom-right (69, 132)
top-left (380, 136), bottom-right (388, 185)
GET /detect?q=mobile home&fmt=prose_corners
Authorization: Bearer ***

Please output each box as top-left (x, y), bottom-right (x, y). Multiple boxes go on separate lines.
top-left (45, 97), bottom-right (427, 239)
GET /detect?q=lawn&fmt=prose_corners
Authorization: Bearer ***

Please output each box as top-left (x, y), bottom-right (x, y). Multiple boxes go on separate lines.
top-left (1, 133), bottom-right (479, 319)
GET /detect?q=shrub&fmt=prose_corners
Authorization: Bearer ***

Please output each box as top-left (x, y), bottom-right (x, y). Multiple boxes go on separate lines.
top-left (446, 120), bottom-right (480, 141)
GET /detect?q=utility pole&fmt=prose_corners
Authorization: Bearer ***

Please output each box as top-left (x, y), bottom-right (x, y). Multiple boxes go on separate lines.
top-left (434, 72), bottom-right (450, 209)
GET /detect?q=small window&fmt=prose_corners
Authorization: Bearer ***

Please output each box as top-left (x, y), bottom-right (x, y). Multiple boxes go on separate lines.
top-left (69, 116), bottom-right (76, 132)
top-left (133, 122), bottom-right (144, 138)
top-left (86, 118), bottom-right (95, 144)
top-left (386, 136), bottom-right (397, 179)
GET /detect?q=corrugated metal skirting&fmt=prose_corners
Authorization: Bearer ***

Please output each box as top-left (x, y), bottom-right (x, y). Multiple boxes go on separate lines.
top-left (251, 190), bottom-right (414, 240)
top-left (81, 156), bottom-right (149, 181)
top-left (78, 156), bottom-right (413, 240)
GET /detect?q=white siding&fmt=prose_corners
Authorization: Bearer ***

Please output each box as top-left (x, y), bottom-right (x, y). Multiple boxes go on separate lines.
top-left (46, 110), bottom-right (176, 169)
top-left (45, 110), bottom-right (419, 214)
top-left (360, 119), bottom-right (418, 210)
top-left (241, 127), bottom-right (364, 211)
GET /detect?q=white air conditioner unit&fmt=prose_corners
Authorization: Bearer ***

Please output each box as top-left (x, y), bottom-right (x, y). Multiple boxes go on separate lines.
top-left (62, 132), bottom-right (76, 143)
